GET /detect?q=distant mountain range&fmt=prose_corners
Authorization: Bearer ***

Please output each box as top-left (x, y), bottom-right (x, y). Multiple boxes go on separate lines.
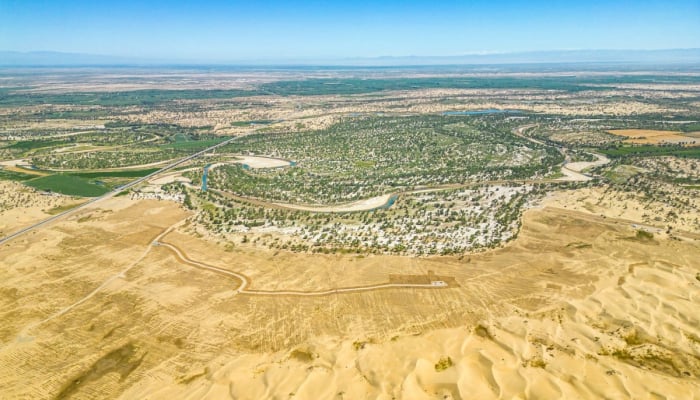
top-left (0, 51), bottom-right (141, 66)
top-left (1, 49), bottom-right (699, 67)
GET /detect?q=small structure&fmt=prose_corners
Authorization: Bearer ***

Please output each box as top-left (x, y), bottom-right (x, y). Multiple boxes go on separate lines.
top-left (388, 271), bottom-right (458, 288)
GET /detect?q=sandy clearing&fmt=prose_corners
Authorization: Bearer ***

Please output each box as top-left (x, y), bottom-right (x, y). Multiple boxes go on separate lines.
top-left (146, 167), bottom-right (199, 185)
top-left (0, 120), bottom-right (105, 133)
top-left (557, 166), bottom-right (592, 181)
top-left (557, 152), bottom-right (610, 182)
top-left (565, 152), bottom-right (610, 173)
top-left (0, 159), bottom-right (46, 175)
top-left (148, 175), bottom-right (192, 185)
top-left (233, 155), bottom-right (292, 169)
top-left (272, 193), bottom-right (394, 213)
top-left (0, 159), bottom-right (25, 167)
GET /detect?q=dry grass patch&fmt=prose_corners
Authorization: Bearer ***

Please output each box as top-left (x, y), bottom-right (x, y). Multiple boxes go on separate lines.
top-left (608, 129), bottom-right (700, 146)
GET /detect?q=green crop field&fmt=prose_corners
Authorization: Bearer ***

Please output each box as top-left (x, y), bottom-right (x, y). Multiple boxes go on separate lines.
top-left (600, 145), bottom-right (700, 159)
top-left (5, 139), bottom-right (68, 150)
top-left (161, 138), bottom-right (228, 150)
top-left (68, 168), bottom-right (160, 178)
top-left (0, 89), bottom-right (254, 107)
top-left (24, 175), bottom-right (110, 197)
top-left (0, 169), bottom-right (37, 181)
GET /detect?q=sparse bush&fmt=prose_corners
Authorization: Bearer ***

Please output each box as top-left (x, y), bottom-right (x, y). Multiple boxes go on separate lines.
top-left (635, 230), bottom-right (654, 240)
top-left (434, 356), bottom-right (453, 372)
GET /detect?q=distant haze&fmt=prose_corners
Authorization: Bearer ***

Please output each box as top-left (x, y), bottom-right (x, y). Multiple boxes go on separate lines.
top-left (1, 49), bottom-right (700, 67)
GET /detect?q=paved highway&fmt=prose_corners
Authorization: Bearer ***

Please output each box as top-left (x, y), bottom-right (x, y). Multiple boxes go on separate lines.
top-left (0, 135), bottom-right (243, 246)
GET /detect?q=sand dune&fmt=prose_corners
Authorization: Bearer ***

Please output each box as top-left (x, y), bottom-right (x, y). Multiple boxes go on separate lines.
top-left (0, 196), bottom-right (699, 399)
top-left (122, 226), bottom-right (700, 399)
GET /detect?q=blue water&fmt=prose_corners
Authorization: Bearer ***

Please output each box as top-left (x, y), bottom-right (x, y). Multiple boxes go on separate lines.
top-left (381, 195), bottom-right (398, 209)
top-left (443, 109), bottom-right (522, 116)
top-left (369, 194), bottom-right (398, 211)
top-left (201, 164), bottom-right (211, 191)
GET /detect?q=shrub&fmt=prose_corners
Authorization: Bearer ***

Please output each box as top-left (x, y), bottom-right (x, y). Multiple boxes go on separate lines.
top-left (434, 356), bottom-right (453, 372)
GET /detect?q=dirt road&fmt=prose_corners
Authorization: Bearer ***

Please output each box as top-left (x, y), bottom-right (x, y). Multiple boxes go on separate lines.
top-left (157, 240), bottom-right (449, 296)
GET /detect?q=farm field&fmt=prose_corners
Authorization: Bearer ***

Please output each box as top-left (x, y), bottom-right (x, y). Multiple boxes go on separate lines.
top-left (23, 174), bottom-right (110, 197)
top-left (608, 129), bottom-right (700, 146)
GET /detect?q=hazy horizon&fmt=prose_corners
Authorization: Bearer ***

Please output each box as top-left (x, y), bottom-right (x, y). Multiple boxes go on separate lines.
top-left (2, 48), bottom-right (700, 67)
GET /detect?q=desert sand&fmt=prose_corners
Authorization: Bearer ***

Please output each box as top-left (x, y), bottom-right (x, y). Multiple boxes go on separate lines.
top-left (542, 186), bottom-right (700, 235)
top-left (148, 174), bottom-right (192, 185)
top-left (0, 192), bottom-right (698, 399)
top-left (0, 180), bottom-right (84, 236)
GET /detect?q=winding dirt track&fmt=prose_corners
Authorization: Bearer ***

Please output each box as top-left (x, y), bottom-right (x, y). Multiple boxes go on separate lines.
top-left (156, 240), bottom-right (448, 296)
top-left (14, 218), bottom-right (449, 340)
top-left (155, 241), bottom-right (250, 291)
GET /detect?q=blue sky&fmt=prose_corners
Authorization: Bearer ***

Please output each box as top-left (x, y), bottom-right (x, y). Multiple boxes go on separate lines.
top-left (1, 0), bottom-right (699, 61)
